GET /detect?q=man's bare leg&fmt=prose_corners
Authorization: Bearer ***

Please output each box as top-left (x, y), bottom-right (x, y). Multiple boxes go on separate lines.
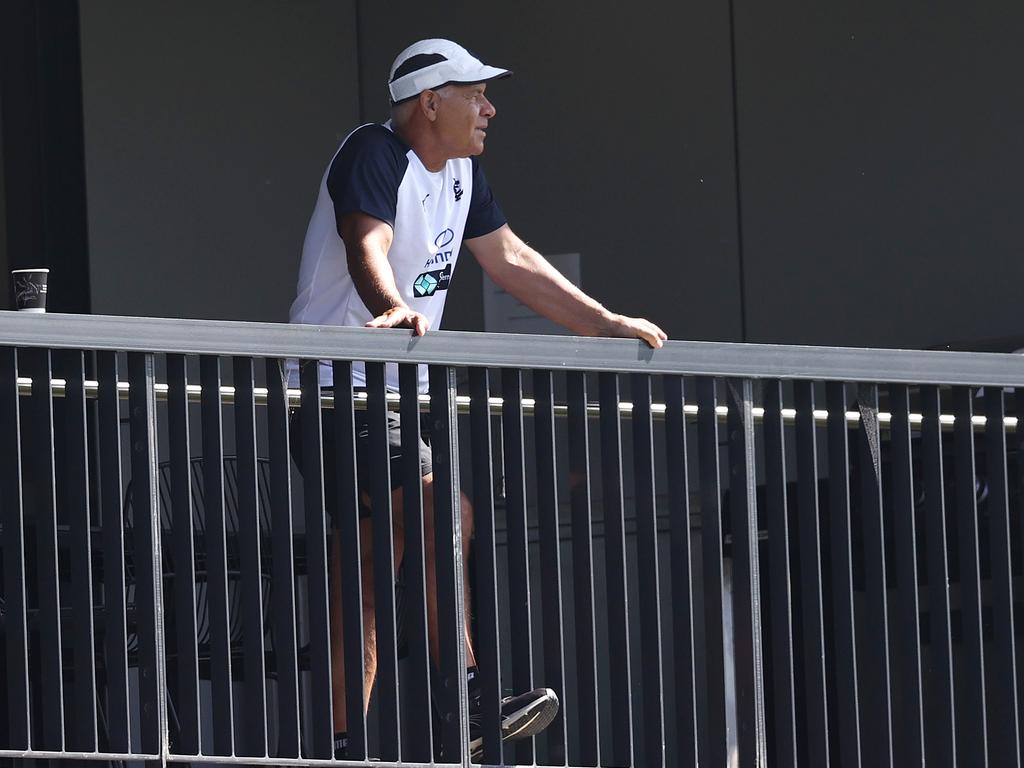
top-left (420, 473), bottom-right (477, 668)
top-left (329, 496), bottom-right (406, 736)
top-left (327, 471), bottom-right (556, 760)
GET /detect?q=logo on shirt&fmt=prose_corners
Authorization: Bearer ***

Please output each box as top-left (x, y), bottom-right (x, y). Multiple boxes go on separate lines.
top-left (413, 263), bottom-right (453, 297)
top-left (422, 229), bottom-right (455, 268)
top-left (453, 178), bottom-right (464, 202)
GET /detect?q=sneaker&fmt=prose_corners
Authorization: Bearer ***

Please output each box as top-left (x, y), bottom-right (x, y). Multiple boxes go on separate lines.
top-left (469, 687), bottom-right (560, 759)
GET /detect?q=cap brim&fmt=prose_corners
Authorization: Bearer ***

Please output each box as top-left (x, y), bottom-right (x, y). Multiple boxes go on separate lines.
top-left (390, 67), bottom-right (512, 104)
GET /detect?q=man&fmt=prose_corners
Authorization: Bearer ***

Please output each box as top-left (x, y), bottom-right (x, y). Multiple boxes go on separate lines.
top-left (289, 38), bottom-right (667, 760)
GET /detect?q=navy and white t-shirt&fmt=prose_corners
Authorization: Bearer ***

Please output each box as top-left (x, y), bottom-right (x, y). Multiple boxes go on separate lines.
top-left (289, 122), bottom-right (506, 390)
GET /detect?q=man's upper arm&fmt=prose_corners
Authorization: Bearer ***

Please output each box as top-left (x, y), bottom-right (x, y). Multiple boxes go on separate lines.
top-left (339, 211), bottom-right (393, 262)
top-left (326, 125), bottom-right (407, 236)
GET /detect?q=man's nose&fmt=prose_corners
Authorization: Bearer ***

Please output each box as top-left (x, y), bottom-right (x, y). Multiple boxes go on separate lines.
top-left (482, 96), bottom-right (496, 117)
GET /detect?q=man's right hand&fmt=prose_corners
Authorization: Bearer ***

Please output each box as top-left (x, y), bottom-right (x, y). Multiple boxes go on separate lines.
top-left (365, 306), bottom-right (429, 335)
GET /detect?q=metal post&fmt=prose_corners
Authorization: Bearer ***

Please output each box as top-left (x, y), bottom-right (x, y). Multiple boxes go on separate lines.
top-left (727, 378), bottom-right (767, 767)
top-left (429, 365), bottom-right (469, 767)
top-left (129, 352), bottom-right (169, 764)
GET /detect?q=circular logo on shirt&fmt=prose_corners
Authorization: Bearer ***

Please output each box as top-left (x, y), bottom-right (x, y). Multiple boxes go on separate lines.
top-left (434, 229), bottom-right (455, 249)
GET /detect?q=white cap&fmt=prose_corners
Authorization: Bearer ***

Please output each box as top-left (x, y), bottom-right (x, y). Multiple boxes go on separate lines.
top-left (388, 39), bottom-right (512, 104)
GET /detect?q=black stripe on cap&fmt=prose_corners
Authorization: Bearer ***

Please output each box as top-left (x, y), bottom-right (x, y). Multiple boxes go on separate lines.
top-left (391, 53), bottom-right (448, 82)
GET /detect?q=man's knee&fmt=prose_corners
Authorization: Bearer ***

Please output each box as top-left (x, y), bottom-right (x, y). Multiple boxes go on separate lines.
top-left (420, 477), bottom-right (473, 539)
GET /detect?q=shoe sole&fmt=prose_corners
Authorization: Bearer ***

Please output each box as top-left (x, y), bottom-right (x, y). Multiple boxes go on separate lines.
top-left (469, 689), bottom-right (559, 760)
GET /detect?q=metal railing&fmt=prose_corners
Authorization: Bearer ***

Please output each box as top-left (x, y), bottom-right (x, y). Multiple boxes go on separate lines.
top-left (1, 311), bottom-right (1023, 767)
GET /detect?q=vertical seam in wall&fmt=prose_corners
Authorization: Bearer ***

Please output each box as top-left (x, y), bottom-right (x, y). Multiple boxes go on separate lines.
top-left (0, 86), bottom-right (7, 303)
top-left (728, 0), bottom-right (748, 342)
top-left (33, 0), bottom-right (50, 265)
top-left (69, 0), bottom-right (92, 313)
top-left (354, 0), bottom-right (365, 125)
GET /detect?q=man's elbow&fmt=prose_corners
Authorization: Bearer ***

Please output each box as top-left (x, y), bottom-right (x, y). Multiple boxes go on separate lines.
top-left (497, 234), bottom-right (536, 275)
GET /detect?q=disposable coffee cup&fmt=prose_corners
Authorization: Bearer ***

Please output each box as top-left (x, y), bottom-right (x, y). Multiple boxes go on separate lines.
top-left (11, 268), bottom-right (49, 313)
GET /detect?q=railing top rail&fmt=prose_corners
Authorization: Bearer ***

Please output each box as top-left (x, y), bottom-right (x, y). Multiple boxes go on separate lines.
top-left (2, 310), bottom-right (1023, 386)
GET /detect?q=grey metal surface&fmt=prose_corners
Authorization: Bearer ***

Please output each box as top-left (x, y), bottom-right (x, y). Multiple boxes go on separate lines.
top-left (3, 311), bottom-right (1024, 385)
top-left (0, 749), bottom-right (160, 762)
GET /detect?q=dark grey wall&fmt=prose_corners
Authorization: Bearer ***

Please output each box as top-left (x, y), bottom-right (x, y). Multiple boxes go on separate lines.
top-left (735, 0), bottom-right (1024, 348)
top-left (77, 0), bottom-right (1024, 347)
top-left (78, 0), bottom-right (744, 341)
top-left (79, 0), bottom-right (361, 321)
top-left (355, 0), bottom-right (744, 341)
top-left (0, 98), bottom-right (7, 307)
top-left (2, 0), bottom-right (91, 313)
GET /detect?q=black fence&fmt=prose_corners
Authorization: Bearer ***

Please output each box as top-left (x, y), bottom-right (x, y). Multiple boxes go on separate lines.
top-left (0, 312), bottom-right (1023, 768)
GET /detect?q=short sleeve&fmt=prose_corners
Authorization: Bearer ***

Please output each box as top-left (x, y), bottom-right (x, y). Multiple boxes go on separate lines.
top-left (326, 125), bottom-right (409, 232)
top-left (464, 157), bottom-right (507, 239)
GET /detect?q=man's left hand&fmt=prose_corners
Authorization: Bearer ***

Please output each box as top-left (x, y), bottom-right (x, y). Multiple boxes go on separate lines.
top-left (607, 314), bottom-right (668, 349)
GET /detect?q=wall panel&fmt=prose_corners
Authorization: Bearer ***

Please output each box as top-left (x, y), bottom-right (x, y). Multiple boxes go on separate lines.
top-left (735, 0), bottom-right (1024, 348)
top-left (80, 0), bottom-right (361, 321)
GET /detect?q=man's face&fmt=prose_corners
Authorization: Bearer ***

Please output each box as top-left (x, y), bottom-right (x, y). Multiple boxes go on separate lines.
top-left (433, 83), bottom-right (496, 158)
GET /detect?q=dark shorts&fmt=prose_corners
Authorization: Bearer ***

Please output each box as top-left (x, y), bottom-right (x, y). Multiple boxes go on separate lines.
top-left (288, 397), bottom-right (433, 522)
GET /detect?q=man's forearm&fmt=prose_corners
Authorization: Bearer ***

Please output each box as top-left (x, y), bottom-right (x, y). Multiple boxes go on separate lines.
top-left (488, 242), bottom-right (616, 336)
top-left (469, 224), bottom-right (666, 347)
top-left (347, 248), bottom-right (407, 316)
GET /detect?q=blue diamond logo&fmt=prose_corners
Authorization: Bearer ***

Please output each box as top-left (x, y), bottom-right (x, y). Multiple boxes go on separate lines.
top-left (414, 273), bottom-right (438, 296)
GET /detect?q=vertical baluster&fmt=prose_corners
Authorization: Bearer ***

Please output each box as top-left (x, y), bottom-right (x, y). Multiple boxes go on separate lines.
top-left (365, 362), bottom-right (400, 760)
top-left (598, 372), bottom-right (634, 766)
top-left (0, 348), bottom-right (30, 749)
top-left (331, 360), bottom-right (365, 758)
top-left (982, 388), bottom-right (1021, 765)
top-left (888, 384), bottom-right (925, 766)
top-left (469, 368), bottom-right (502, 766)
top-left (128, 352), bottom-right (164, 755)
top-left (631, 372), bottom-right (665, 767)
top-left (952, 387), bottom-right (988, 768)
top-left (824, 381), bottom-right (862, 768)
top-left (167, 354), bottom-right (199, 755)
top-left (1015, 389), bottom-right (1024, 762)
top-left (696, 377), bottom-right (727, 767)
top-left (63, 350), bottom-right (98, 752)
top-left (232, 356), bottom-right (268, 756)
top-left (535, 369), bottom-right (568, 763)
top-left (567, 371), bottom-right (600, 767)
top-left (793, 380), bottom-right (830, 766)
top-left (854, 383), bottom-right (894, 768)
top-left (919, 386), bottom-right (957, 768)
top-left (501, 368), bottom-right (536, 765)
top-left (429, 365), bottom-right (468, 764)
top-left (762, 380), bottom-right (798, 767)
top-left (299, 360), bottom-right (333, 758)
top-left (400, 363), bottom-right (433, 762)
top-left (199, 355), bottom-right (234, 756)
top-left (26, 348), bottom-right (65, 751)
top-left (96, 351), bottom-right (130, 751)
top-left (664, 375), bottom-right (698, 768)
top-left (468, 370), bottom-right (501, 765)
top-left (265, 358), bottom-right (301, 758)
top-left (727, 379), bottom-right (768, 767)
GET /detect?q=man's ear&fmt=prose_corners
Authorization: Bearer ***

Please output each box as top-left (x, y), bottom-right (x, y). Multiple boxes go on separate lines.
top-left (420, 89), bottom-right (439, 121)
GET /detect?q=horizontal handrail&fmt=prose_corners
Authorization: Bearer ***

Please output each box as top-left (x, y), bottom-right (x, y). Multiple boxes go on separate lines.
top-left (2, 310), bottom-right (1024, 386)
